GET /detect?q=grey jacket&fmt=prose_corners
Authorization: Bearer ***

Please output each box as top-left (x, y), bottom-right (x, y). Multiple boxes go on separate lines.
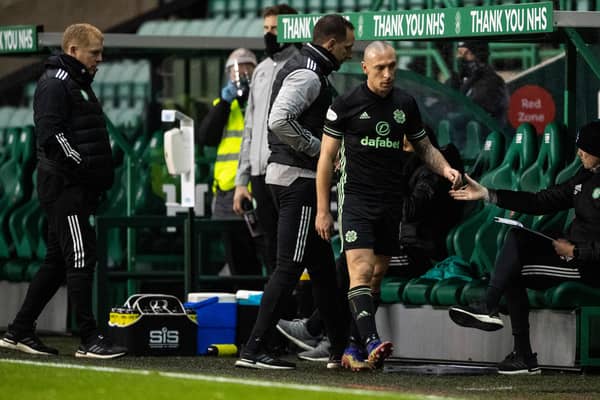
top-left (234, 45), bottom-right (299, 186)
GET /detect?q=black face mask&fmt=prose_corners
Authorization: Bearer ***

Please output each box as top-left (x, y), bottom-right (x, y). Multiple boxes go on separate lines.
top-left (458, 59), bottom-right (479, 79)
top-left (264, 32), bottom-right (284, 57)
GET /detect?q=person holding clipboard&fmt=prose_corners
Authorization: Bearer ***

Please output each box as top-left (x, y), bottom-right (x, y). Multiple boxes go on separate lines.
top-left (447, 120), bottom-right (600, 375)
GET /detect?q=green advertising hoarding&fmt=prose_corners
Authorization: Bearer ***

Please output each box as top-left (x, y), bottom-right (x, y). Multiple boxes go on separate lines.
top-left (278, 2), bottom-right (553, 42)
top-left (0, 25), bottom-right (38, 54)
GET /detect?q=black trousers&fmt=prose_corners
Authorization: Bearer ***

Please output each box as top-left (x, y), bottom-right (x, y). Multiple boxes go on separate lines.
top-left (490, 228), bottom-right (595, 336)
top-left (247, 178), bottom-right (347, 356)
top-left (11, 186), bottom-right (99, 342)
top-left (212, 189), bottom-right (261, 275)
top-left (250, 175), bottom-right (278, 274)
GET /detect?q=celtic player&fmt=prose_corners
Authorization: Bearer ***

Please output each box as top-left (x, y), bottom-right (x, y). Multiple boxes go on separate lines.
top-left (316, 41), bottom-right (461, 371)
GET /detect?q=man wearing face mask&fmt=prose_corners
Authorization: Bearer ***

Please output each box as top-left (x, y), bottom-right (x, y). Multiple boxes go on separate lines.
top-left (447, 41), bottom-right (509, 146)
top-left (235, 14), bottom-right (355, 370)
top-left (233, 4), bottom-right (300, 274)
top-left (197, 48), bottom-right (261, 275)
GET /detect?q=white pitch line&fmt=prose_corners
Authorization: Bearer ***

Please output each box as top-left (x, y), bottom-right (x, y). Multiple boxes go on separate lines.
top-left (0, 358), bottom-right (453, 400)
top-left (457, 386), bottom-right (514, 391)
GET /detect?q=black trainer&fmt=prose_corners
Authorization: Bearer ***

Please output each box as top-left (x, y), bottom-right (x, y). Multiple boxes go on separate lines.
top-left (0, 330), bottom-right (59, 355)
top-left (498, 351), bottom-right (541, 375)
top-left (235, 351), bottom-right (296, 370)
top-left (448, 303), bottom-right (504, 331)
top-left (75, 334), bottom-right (127, 359)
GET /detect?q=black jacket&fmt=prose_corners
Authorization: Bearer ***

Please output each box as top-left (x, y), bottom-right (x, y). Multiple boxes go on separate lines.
top-left (492, 167), bottom-right (600, 264)
top-left (34, 54), bottom-right (113, 202)
top-left (400, 144), bottom-right (464, 259)
top-left (448, 63), bottom-right (508, 128)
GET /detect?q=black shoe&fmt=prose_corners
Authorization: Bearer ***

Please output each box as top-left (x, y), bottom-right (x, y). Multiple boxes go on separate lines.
top-left (498, 351), bottom-right (541, 375)
top-left (75, 334), bottom-right (127, 359)
top-left (448, 303), bottom-right (504, 331)
top-left (0, 330), bottom-right (58, 355)
top-left (235, 351), bottom-right (296, 370)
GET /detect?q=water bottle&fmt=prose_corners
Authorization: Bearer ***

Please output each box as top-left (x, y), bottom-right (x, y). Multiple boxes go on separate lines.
top-left (206, 344), bottom-right (238, 357)
top-left (242, 198), bottom-right (263, 238)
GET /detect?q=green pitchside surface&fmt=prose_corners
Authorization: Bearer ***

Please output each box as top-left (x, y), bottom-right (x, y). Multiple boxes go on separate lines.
top-left (1, 335), bottom-right (600, 399)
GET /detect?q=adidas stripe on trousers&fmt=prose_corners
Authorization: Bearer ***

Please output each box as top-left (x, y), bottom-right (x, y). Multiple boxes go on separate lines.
top-left (246, 178), bottom-right (347, 356)
top-left (11, 186), bottom-right (99, 342)
top-left (490, 227), bottom-right (599, 336)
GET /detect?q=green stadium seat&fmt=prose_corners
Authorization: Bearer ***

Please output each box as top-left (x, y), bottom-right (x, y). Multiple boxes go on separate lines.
top-left (214, 18), bottom-right (240, 36)
top-left (152, 21), bottom-right (175, 36)
top-left (6, 108), bottom-right (29, 128)
top-left (444, 130), bottom-right (505, 256)
top-left (228, 0), bottom-right (243, 17)
top-left (132, 60), bottom-right (151, 103)
top-left (137, 21), bottom-right (160, 35)
top-left (0, 106), bottom-right (16, 129)
top-left (381, 276), bottom-right (411, 303)
top-left (461, 120), bottom-right (483, 165)
top-left (210, 0), bottom-right (228, 17)
top-left (436, 119), bottom-right (450, 147)
top-left (116, 60), bottom-right (138, 106)
top-left (24, 260), bottom-right (42, 281)
top-left (506, 121), bottom-right (565, 241)
top-left (466, 130), bottom-right (505, 180)
top-left (0, 126), bottom-right (35, 258)
top-left (545, 282), bottom-right (600, 308)
top-left (184, 20), bottom-right (204, 35)
top-left (242, 0), bottom-right (261, 17)
top-left (8, 161), bottom-right (40, 260)
top-left (307, 0), bottom-right (323, 13)
top-left (323, 0), bottom-right (340, 12)
top-left (3, 259), bottom-right (27, 282)
top-left (402, 278), bottom-right (437, 305)
top-left (417, 124), bottom-right (536, 306)
top-left (24, 82), bottom-right (36, 106)
top-left (168, 21), bottom-right (191, 36)
top-left (356, 0), bottom-right (375, 10)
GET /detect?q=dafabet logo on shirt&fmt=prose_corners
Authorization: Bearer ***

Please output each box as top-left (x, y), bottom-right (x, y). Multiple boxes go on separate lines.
top-left (360, 120), bottom-right (401, 149)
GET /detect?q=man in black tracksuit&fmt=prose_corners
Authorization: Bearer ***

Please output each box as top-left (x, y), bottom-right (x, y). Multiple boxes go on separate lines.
top-left (448, 120), bottom-right (600, 375)
top-left (235, 14), bottom-right (355, 370)
top-left (0, 23), bottom-right (125, 359)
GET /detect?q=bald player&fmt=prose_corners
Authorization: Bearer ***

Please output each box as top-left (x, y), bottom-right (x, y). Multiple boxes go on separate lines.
top-left (316, 41), bottom-right (461, 370)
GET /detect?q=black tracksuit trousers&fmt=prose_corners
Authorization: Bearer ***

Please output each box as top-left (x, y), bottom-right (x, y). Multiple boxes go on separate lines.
top-left (11, 186), bottom-right (99, 343)
top-left (250, 175), bottom-right (278, 275)
top-left (488, 228), bottom-right (595, 338)
top-left (246, 178), bottom-right (347, 357)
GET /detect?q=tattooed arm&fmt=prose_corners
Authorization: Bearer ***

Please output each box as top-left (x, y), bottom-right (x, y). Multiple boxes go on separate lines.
top-left (412, 136), bottom-right (462, 189)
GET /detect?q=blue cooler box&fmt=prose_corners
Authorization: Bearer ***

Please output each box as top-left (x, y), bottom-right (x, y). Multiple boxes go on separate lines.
top-left (185, 292), bottom-right (237, 355)
top-left (235, 290), bottom-right (263, 348)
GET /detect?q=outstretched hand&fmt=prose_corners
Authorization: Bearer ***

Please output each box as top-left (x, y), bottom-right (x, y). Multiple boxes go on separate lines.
top-left (449, 173), bottom-right (489, 201)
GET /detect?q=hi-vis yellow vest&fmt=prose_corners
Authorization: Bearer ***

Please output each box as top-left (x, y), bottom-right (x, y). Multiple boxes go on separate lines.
top-left (213, 98), bottom-right (244, 193)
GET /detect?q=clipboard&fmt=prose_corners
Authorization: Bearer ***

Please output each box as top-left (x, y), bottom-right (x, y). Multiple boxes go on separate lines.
top-left (493, 217), bottom-right (555, 241)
